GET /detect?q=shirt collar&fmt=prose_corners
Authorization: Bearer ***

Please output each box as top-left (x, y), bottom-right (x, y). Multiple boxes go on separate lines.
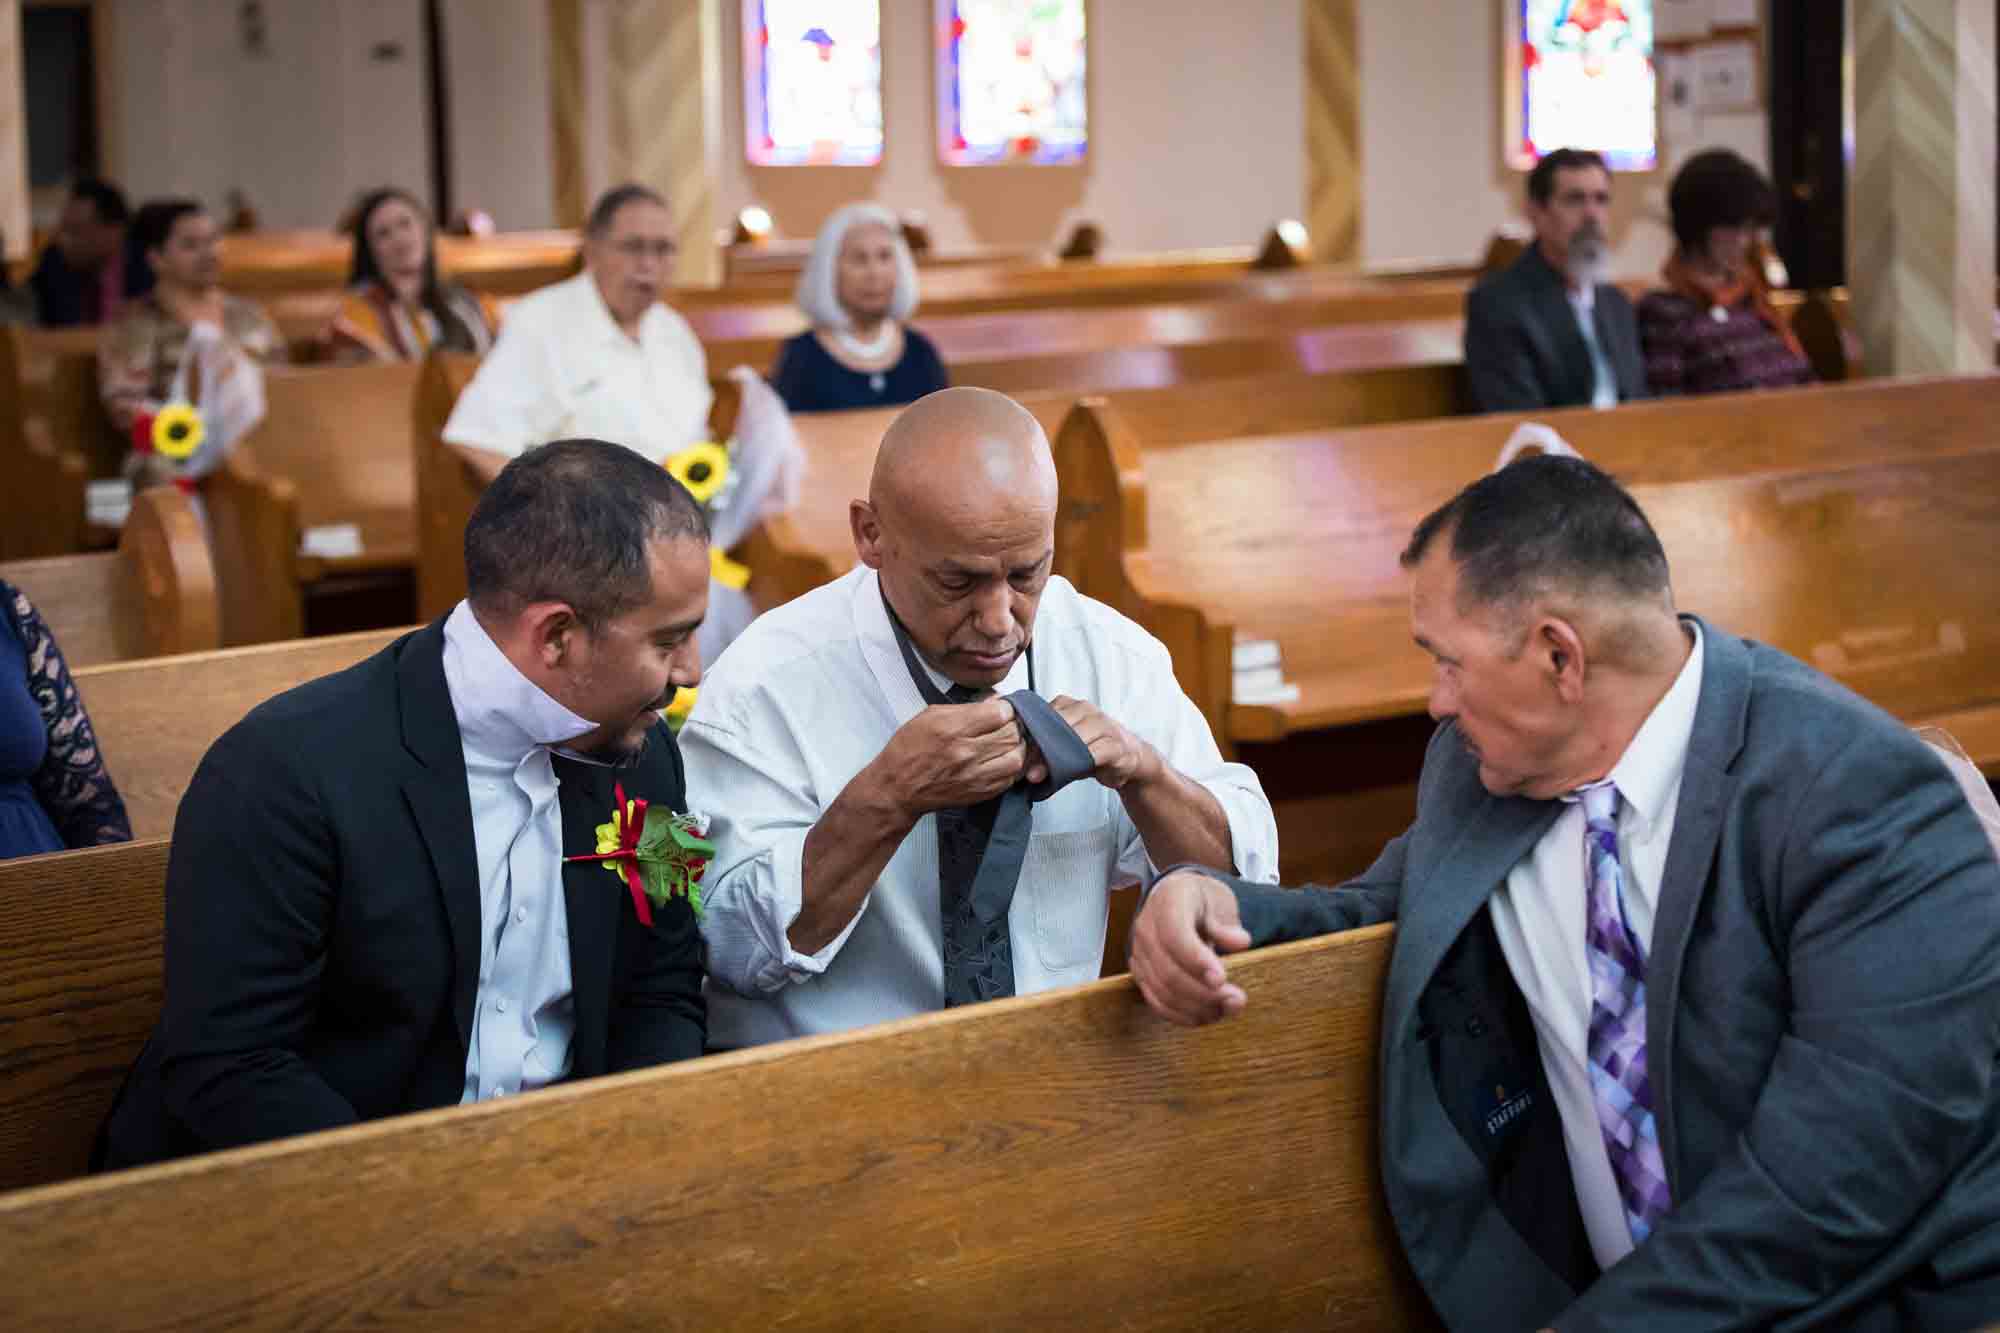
top-left (441, 601), bottom-right (597, 763)
top-left (1567, 282), bottom-right (1597, 315)
top-left (856, 568), bottom-right (1030, 700)
top-left (570, 269), bottom-right (659, 350)
top-left (1593, 620), bottom-right (1705, 837)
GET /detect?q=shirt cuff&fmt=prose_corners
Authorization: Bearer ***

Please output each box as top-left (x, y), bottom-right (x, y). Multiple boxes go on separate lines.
top-left (748, 832), bottom-right (867, 989)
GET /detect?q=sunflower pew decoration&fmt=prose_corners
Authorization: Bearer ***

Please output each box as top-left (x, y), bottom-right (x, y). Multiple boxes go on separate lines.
top-left (132, 402), bottom-right (206, 461)
top-left (665, 441), bottom-right (752, 591)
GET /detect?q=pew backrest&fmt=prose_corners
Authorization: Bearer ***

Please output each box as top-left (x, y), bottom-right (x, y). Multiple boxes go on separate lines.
top-left (0, 924), bottom-right (1440, 1331)
top-left (0, 487), bottom-right (220, 667)
top-left (75, 627), bottom-right (409, 839)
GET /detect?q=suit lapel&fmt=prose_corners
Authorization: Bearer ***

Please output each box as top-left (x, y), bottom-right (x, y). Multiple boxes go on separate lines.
top-left (1385, 782), bottom-right (1564, 1046)
top-left (554, 757), bottom-right (620, 1076)
top-left (1524, 245), bottom-right (1595, 401)
top-left (1645, 617), bottom-right (1750, 1184)
top-left (395, 620), bottom-right (483, 1052)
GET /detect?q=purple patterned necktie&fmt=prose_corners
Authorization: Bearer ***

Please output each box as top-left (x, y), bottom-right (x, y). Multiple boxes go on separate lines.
top-left (1582, 781), bottom-right (1672, 1243)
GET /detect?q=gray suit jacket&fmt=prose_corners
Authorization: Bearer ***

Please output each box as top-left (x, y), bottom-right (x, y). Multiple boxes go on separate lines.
top-left (1218, 619), bottom-right (2000, 1330)
top-left (1463, 243), bottom-right (1649, 412)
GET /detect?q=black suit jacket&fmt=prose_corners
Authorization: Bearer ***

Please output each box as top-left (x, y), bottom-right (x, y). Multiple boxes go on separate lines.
top-left (30, 243), bottom-right (154, 327)
top-left (1213, 620), bottom-right (2000, 1330)
top-left (99, 620), bottom-right (706, 1168)
top-left (1463, 242), bottom-right (1648, 412)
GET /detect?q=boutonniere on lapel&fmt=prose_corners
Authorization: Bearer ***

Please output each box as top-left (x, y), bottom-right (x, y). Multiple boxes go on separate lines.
top-left (565, 782), bottom-right (714, 926)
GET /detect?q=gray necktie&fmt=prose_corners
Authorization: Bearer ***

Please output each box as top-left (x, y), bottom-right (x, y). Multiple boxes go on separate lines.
top-left (884, 601), bottom-right (1095, 1005)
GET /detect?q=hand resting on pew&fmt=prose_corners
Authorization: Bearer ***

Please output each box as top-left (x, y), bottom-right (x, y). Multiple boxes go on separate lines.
top-left (1126, 867), bottom-right (1252, 1026)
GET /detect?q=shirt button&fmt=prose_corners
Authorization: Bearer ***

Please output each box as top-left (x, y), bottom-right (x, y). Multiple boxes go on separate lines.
top-left (515, 907), bottom-right (527, 925)
top-left (495, 998), bottom-right (508, 1013)
top-left (492, 1088), bottom-right (506, 1099)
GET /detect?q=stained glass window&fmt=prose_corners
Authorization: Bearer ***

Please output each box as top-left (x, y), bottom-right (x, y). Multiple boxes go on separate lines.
top-left (936, 0), bottom-right (1087, 166)
top-left (744, 0), bottom-right (883, 166)
top-left (1518, 0), bottom-right (1657, 171)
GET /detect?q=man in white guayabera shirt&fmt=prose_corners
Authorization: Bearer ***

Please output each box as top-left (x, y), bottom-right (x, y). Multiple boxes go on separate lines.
top-left (98, 440), bottom-right (711, 1168)
top-left (681, 387), bottom-right (1279, 1048)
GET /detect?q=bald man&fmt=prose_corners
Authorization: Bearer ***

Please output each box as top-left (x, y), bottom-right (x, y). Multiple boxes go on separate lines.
top-left (682, 387), bottom-right (1277, 1045)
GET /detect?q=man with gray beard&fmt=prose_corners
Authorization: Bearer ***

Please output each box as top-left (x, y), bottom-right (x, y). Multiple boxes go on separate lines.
top-left (1464, 148), bottom-right (1649, 413)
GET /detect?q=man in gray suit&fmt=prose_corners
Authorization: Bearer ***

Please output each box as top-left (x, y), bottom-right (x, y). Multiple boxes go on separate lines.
top-left (1131, 457), bottom-right (2000, 1330)
top-left (1465, 150), bottom-right (1649, 412)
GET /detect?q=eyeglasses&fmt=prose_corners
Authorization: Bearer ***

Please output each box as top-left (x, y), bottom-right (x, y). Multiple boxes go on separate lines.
top-left (609, 237), bottom-right (678, 261)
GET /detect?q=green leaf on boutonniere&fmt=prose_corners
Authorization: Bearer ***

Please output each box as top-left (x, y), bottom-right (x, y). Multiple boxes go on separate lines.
top-left (631, 807), bottom-right (716, 922)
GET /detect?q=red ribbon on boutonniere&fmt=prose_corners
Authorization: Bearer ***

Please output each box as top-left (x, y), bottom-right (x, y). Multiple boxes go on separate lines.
top-left (564, 782), bottom-right (715, 928)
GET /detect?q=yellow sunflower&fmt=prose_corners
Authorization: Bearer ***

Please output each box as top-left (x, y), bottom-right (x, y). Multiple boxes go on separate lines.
top-left (663, 686), bottom-right (698, 729)
top-left (665, 442), bottom-right (730, 505)
top-left (151, 403), bottom-right (205, 460)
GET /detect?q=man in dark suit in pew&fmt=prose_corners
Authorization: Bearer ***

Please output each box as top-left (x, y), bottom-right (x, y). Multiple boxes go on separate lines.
top-left (1465, 150), bottom-right (1649, 413)
top-left (1131, 457), bottom-right (2000, 1330)
top-left (99, 440), bottom-right (712, 1168)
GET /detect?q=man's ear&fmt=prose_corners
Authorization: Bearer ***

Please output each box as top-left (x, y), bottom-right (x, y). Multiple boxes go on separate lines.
top-left (520, 602), bottom-right (582, 668)
top-left (850, 499), bottom-right (886, 571)
top-left (1540, 617), bottom-right (1587, 704)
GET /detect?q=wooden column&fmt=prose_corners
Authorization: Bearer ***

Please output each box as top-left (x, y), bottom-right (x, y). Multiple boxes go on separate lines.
top-left (547, 0), bottom-right (587, 229)
top-left (0, 0), bottom-right (28, 263)
top-left (1303, 0), bottom-right (1360, 264)
top-left (608, 0), bottom-right (724, 288)
top-left (1848, 0), bottom-right (1997, 374)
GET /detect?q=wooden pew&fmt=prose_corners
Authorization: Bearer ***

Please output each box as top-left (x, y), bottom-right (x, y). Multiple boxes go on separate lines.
top-left (0, 487), bottom-right (220, 667)
top-left (72, 628), bottom-right (407, 840)
top-left (1054, 375), bottom-right (2000, 882)
top-left (0, 325), bottom-right (124, 559)
top-left (747, 360), bottom-right (1475, 611)
top-left (0, 924), bottom-right (1439, 1331)
top-left (203, 362), bottom-right (426, 644)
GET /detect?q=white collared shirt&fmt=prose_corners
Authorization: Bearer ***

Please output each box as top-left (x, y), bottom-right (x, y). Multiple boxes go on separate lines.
top-left (1489, 622), bottom-right (1705, 1269)
top-left (442, 270), bottom-right (713, 461)
top-left (1566, 283), bottom-right (1620, 409)
top-left (440, 601), bottom-right (598, 1103)
top-left (681, 566), bottom-right (1281, 1047)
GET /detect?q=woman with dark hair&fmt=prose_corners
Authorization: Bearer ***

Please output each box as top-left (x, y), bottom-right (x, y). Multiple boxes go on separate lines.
top-left (0, 579), bottom-right (130, 859)
top-left (1637, 149), bottom-right (1814, 396)
top-left (322, 188), bottom-right (498, 363)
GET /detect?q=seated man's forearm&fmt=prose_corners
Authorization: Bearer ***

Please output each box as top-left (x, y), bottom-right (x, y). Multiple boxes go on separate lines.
top-left (1122, 759), bottom-right (1233, 872)
top-left (792, 763), bottom-right (918, 956)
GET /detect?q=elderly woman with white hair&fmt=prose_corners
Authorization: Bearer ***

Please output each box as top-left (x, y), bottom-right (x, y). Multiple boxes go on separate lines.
top-left (769, 203), bottom-right (949, 413)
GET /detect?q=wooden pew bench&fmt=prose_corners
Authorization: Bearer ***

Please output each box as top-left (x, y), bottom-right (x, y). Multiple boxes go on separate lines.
top-left (72, 628), bottom-right (408, 840)
top-left (1054, 375), bottom-right (2000, 882)
top-left (0, 488), bottom-right (220, 667)
top-left (204, 362), bottom-right (427, 644)
top-left (0, 325), bottom-right (126, 559)
top-left (0, 922), bottom-right (1439, 1331)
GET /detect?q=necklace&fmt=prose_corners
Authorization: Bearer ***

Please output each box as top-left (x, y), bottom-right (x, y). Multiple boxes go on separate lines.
top-left (834, 322), bottom-right (896, 360)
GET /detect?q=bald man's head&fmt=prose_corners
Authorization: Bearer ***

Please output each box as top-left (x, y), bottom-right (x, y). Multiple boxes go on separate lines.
top-left (853, 388), bottom-right (1060, 688)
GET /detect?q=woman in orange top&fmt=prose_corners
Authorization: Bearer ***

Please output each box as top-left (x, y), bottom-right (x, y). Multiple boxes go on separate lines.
top-left (322, 188), bottom-right (499, 363)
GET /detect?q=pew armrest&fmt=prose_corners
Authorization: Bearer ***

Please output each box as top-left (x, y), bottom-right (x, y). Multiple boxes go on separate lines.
top-left (203, 454), bottom-right (305, 645)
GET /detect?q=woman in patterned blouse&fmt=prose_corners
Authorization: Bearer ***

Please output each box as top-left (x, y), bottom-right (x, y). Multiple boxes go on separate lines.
top-left (321, 188), bottom-right (499, 364)
top-left (1638, 149), bottom-right (1815, 397)
top-left (0, 580), bottom-right (131, 858)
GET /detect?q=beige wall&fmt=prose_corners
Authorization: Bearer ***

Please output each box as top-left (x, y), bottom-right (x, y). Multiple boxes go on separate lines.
top-left (101, 0), bottom-right (431, 230)
top-left (707, 0), bottom-right (1307, 256)
top-left (440, 0), bottom-right (556, 230)
top-left (1359, 0), bottom-right (1771, 276)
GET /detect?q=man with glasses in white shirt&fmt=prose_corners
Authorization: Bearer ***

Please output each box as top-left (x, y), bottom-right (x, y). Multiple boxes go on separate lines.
top-left (445, 183), bottom-right (712, 480)
top-left (681, 387), bottom-right (1279, 1047)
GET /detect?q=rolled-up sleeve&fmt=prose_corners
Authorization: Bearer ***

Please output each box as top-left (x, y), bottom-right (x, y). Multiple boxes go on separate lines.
top-left (680, 699), bottom-right (868, 995)
top-left (1113, 638), bottom-right (1280, 887)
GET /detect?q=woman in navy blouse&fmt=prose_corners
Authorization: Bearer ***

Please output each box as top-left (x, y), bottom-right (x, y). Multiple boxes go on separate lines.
top-left (0, 580), bottom-right (131, 860)
top-left (770, 203), bottom-right (949, 414)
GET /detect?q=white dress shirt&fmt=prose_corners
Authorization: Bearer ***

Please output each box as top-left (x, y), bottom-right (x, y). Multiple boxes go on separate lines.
top-left (441, 601), bottom-right (598, 1103)
top-left (442, 270), bottom-right (713, 461)
top-left (1488, 622), bottom-right (1705, 1269)
top-left (681, 566), bottom-right (1280, 1047)
top-left (1567, 283), bottom-right (1620, 409)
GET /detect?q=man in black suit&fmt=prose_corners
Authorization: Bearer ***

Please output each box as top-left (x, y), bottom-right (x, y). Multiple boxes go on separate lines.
top-left (100, 439), bottom-right (712, 1168)
top-left (30, 180), bottom-right (153, 327)
top-left (1465, 149), bottom-right (1648, 413)
top-left (1130, 458), bottom-right (2000, 1329)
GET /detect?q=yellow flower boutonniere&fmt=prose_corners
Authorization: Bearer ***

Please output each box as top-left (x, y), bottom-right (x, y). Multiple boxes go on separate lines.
top-left (565, 783), bottom-right (714, 925)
